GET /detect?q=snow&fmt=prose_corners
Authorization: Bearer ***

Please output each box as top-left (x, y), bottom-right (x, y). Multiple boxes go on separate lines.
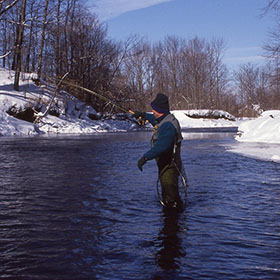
top-left (228, 110), bottom-right (280, 163)
top-left (172, 110), bottom-right (238, 129)
top-left (228, 141), bottom-right (280, 163)
top-left (0, 67), bottom-right (279, 163)
top-left (235, 110), bottom-right (280, 144)
top-left (0, 68), bottom-right (136, 136)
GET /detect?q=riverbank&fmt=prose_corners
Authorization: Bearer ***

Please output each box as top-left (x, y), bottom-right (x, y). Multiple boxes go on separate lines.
top-left (229, 110), bottom-right (280, 163)
top-left (1, 68), bottom-right (280, 163)
top-left (0, 68), bottom-right (239, 136)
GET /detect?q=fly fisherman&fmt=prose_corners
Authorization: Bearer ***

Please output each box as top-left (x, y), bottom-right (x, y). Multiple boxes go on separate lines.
top-left (132, 93), bottom-right (184, 211)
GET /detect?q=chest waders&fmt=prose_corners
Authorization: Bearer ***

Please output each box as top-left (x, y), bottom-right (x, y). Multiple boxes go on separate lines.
top-left (151, 114), bottom-right (188, 210)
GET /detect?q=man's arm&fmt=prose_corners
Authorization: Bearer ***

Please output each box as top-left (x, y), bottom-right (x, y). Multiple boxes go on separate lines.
top-left (143, 113), bottom-right (156, 126)
top-left (144, 122), bottom-right (176, 160)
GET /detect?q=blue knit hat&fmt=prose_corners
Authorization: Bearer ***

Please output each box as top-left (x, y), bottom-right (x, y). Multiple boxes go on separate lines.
top-left (150, 93), bottom-right (169, 113)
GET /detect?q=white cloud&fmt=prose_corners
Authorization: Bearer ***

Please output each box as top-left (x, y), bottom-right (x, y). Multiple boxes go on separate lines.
top-left (94, 0), bottom-right (173, 20)
top-left (224, 55), bottom-right (265, 63)
top-left (224, 46), bottom-right (267, 69)
top-left (227, 46), bottom-right (263, 53)
top-left (223, 55), bottom-right (267, 70)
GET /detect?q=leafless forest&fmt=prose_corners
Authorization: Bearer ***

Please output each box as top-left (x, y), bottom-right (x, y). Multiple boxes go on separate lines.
top-left (1, 0), bottom-right (280, 117)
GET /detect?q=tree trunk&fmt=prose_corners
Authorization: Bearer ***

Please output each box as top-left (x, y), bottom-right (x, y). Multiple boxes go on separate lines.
top-left (37, 0), bottom-right (49, 81)
top-left (55, 0), bottom-right (62, 77)
top-left (14, 0), bottom-right (27, 91)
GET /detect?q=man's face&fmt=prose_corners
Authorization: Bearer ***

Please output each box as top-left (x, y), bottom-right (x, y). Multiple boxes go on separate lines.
top-left (152, 109), bottom-right (164, 119)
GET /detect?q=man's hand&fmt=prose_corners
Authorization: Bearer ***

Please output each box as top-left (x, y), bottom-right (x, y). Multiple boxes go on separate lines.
top-left (131, 111), bottom-right (145, 119)
top-left (130, 111), bottom-right (147, 126)
top-left (137, 157), bottom-right (147, 171)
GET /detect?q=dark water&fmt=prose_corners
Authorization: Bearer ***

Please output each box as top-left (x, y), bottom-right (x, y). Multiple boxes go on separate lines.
top-left (0, 132), bottom-right (280, 280)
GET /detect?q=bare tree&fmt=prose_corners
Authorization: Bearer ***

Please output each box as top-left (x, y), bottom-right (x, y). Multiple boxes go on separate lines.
top-left (262, 0), bottom-right (280, 15)
top-left (207, 39), bottom-right (229, 109)
top-left (37, 0), bottom-right (49, 81)
top-left (183, 37), bottom-right (209, 108)
top-left (234, 63), bottom-right (271, 115)
top-left (0, 0), bottom-right (241, 115)
top-left (0, 0), bottom-right (19, 62)
top-left (262, 1), bottom-right (280, 61)
top-left (121, 35), bottom-right (230, 112)
top-left (55, 0), bottom-right (62, 77)
top-left (14, 0), bottom-right (27, 91)
top-left (261, 0), bottom-right (280, 110)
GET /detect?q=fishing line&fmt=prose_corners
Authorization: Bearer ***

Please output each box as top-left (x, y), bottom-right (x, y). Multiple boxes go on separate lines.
top-left (62, 81), bottom-right (132, 114)
top-left (43, 74), bottom-right (132, 114)
top-left (41, 75), bottom-right (150, 127)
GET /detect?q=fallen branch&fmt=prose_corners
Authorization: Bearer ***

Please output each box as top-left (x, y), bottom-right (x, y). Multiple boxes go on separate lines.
top-left (34, 72), bottom-right (69, 123)
top-left (0, 50), bottom-right (11, 59)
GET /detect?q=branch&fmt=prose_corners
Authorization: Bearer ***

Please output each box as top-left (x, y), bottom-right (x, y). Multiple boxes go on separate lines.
top-left (0, 49), bottom-right (11, 59)
top-left (0, 0), bottom-right (19, 17)
top-left (260, 0), bottom-right (280, 17)
top-left (6, 16), bottom-right (38, 27)
top-left (34, 72), bottom-right (69, 123)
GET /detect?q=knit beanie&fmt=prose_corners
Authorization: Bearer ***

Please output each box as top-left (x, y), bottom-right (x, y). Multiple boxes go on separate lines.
top-left (150, 93), bottom-right (169, 113)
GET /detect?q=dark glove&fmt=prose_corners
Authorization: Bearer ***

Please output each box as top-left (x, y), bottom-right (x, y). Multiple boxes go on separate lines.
top-left (137, 157), bottom-right (147, 171)
top-left (131, 111), bottom-right (145, 119)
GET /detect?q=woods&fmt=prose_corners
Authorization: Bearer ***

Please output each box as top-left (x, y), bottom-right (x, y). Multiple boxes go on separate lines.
top-left (1, 0), bottom-right (280, 116)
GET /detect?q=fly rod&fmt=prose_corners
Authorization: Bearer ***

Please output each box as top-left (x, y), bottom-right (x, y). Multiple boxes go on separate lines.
top-left (61, 79), bottom-right (133, 114)
top-left (44, 75), bottom-right (146, 124)
top-left (63, 81), bottom-right (149, 125)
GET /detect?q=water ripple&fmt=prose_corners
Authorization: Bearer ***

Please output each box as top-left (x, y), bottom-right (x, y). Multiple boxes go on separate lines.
top-left (0, 134), bottom-right (279, 279)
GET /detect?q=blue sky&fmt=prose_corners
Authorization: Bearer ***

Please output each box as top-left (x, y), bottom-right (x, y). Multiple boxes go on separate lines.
top-left (93, 0), bottom-right (274, 70)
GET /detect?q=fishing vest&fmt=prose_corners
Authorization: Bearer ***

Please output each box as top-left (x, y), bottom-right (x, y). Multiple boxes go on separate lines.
top-left (151, 113), bottom-right (183, 163)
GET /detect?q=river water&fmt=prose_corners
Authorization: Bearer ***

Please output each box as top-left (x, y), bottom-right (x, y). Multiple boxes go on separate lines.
top-left (0, 131), bottom-right (280, 280)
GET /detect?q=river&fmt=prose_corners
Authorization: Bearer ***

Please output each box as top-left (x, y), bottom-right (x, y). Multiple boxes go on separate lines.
top-left (0, 131), bottom-right (279, 280)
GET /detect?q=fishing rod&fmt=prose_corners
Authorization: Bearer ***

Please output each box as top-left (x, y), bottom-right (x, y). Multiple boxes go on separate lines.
top-left (62, 80), bottom-right (133, 114)
top-left (44, 74), bottom-right (147, 125)
top-left (43, 74), bottom-right (131, 114)
top-left (61, 80), bottom-right (147, 124)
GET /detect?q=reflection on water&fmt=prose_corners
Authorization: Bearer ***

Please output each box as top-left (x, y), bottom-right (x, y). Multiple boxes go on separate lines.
top-left (182, 132), bottom-right (236, 140)
top-left (0, 131), bottom-right (280, 280)
top-left (155, 210), bottom-right (185, 272)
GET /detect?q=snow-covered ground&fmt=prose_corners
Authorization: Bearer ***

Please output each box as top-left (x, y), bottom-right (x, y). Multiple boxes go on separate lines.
top-left (228, 110), bottom-right (280, 163)
top-left (172, 110), bottom-right (238, 129)
top-left (0, 67), bottom-right (279, 163)
top-left (0, 68), bottom-right (239, 136)
top-left (235, 110), bottom-right (280, 144)
top-left (0, 68), bottom-right (136, 136)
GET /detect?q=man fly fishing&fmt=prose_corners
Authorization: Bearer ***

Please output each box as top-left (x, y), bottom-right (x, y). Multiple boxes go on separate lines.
top-left (57, 81), bottom-right (186, 210)
top-left (132, 93), bottom-right (185, 212)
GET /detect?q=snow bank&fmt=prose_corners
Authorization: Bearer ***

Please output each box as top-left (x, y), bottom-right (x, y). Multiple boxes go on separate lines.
top-left (1, 69), bottom-right (279, 163)
top-left (0, 68), bottom-right (136, 136)
top-left (172, 110), bottom-right (238, 129)
top-left (37, 115), bottom-right (136, 134)
top-left (0, 68), bottom-right (241, 136)
top-left (235, 110), bottom-right (280, 144)
top-left (0, 69), bottom-right (39, 136)
top-left (228, 110), bottom-right (280, 163)
top-left (0, 110), bottom-right (37, 136)
top-left (228, 142), bottom-right (280, 163)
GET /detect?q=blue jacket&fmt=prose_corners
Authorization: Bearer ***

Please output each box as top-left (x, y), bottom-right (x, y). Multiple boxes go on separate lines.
top-left (143, 112), bottom-right (177, 160)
